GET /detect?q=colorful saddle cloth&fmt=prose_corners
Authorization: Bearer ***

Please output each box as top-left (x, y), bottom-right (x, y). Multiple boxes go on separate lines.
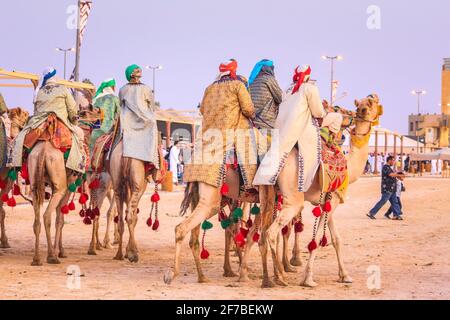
top-left (319, 133), bottom-right (349, 203)
top-left (91, 132), bottom-right (113, 173)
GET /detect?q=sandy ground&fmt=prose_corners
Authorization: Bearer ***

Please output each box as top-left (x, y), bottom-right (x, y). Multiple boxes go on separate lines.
top-left (1, 176), bottom-right (449, 300)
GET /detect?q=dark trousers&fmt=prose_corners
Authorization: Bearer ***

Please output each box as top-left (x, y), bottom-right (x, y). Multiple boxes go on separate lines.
top-left (385, 196), bottom-right (402, 217)
top-left (369, 192), bottom-right (402, 217)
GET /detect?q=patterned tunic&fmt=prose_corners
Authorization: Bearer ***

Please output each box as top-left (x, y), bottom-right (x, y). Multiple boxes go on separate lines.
top-left (381, 164), bottom-right (396, 193)
top-left (183, 76), bottom-right (258, 188)
top-left (249, 73), bottom-right (283, 129)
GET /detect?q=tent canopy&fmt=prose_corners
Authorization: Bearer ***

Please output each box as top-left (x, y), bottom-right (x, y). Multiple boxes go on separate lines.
top-left (410, 148), bottom-right (450, 161)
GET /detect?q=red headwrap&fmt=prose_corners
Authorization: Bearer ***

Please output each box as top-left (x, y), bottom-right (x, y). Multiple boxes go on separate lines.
top-left (291, 65), bottom-right (311, 94)
top-left (219, 60), bottom-right (238, 79)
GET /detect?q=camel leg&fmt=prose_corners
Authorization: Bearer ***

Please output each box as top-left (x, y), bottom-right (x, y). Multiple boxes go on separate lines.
top-left (88, 215), bottom-right (100, 255)
top-left (259, 226), bottom-right (276, 288)
top-left (301, 212), bottom-right (327, 287)
top-left (54, 191), bottom-right (71, 259)
top-left (266, 151), bottom-right (304, 286)
top-left (164, 182), bottom-right (220, 284)
top-left (290, 215), bottom-right (303, 267)
top-left (31, 198), bottom-right (42, 266)
top-left (189, 225), bottom-right (209, 283)
top-left (223, 227), bottom-right (238, 277)
top-left (103, 188), bottom-right (116, 249)
top-left (113, 191), bottom-right (125, 260)
top-left (124, 159), bottom-right (146, 263)
top-left (0, 192), bottom-right (10, 248)
top-left (328, 212), bottom-right (353, 284)
top-left (282, 223), bottom-right (297, 273)
top-left (238, 214), bottom-right (261, 283)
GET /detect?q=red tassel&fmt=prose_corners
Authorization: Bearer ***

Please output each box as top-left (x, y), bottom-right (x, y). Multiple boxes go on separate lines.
top-left (220, 183), bottom-right (229, 196)
top-left (252, 232), bottom-right (260, 243)
top-left (83, 217), bottom-right (92, 225)
top-left (151, 193), bottom-right (160, 203)
top-left (240, 227), bottom-right (249, 239)
top-left (218, 209), bottom-right (226, 221)
top-left (77, 187), bottom-right (82, 193)
top-left (61, 205), bottom-right (70, 215)
top-left (114, 216), bottom-right (119, 224)
top-left (308, 239), bottom-right (318, 253)
top-left (0, 179), bottom-right (6, 189)
top-left (88, 178), bottom-right (100, 190)
top-left (79, 209), bottom-right (85, 218)
top-left (294, 221), bottom-right (304, 233)
top-left (21, 163), bottom-right (29, 180)
top-left (7, 197), bottom-right (16, 207)
top-left (282, 225), bottom-right (289, 236)
top-left (312, 206), bottom-right (322, 218)
top-left (200, 249), bottom-right (210, 260)
top-left (324, 201), bottom-right (332, 213)
top-left (79, 193), bottom-right (88, 205)
top-left (277, 194), bottom-right (283, 204)
top-left (146, 217), bottom-right (153, 227)
top-left (45, 192), bottom-right (51, 200)
top-left (234, 231), bottom-right (246, 248)
top-left (86, 208), bottom-right (95, 220)
top-left (13, 184), bottom-right (20, 196)
top-left (68, 201), bottom-right (76, 211)
top-left (1, 193), bottom-right (9, 202)
top-left (319, 235), bottom-right (328, 247)
top-left (152, 219), bottom-right (160, 231)
top-left (25, 179), bottom-right (30, 185)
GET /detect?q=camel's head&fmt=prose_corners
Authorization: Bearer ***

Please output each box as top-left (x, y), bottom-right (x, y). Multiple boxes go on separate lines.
top-left (354, 93), bottom-right (383, 126)
top-left (8, 107), bottom-right (30, 129)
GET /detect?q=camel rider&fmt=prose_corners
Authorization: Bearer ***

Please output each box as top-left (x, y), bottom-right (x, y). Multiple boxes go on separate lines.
top-left (254, 65), bottom-right (326, 192)
top-left (248, 59), bottom-right (283, 131)
top-left (183, 59), bottom-right (258, 196)
top-left (0, 93), bottom-right (7, 115)
top-left (89, 78), bottom-right (120, 151)
top-left (117, 64), bottom-right (159, 166)
top-left (9, 67), bottom-right (87, 173)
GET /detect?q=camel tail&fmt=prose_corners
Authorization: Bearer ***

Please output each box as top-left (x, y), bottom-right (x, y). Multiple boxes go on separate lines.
top-left (33, 149), bottom-right (46, 207)
top-left (180, 182), bottom-right (199, 217)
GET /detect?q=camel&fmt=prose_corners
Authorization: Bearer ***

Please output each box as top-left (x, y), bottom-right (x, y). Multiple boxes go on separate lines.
top-left (0, 108), bottom-right (30, 248)
top-left (237, 95), bottom-right (383, 288)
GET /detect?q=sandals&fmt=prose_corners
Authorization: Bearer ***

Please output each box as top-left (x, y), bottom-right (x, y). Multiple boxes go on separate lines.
top-left (392, 216), bottom-right (404, 221)
top-left (366, 214), bottom-right (376, 220)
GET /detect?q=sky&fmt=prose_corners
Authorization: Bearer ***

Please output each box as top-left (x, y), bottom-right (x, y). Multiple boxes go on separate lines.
top-left (1, 0), bottom-right (449, 134)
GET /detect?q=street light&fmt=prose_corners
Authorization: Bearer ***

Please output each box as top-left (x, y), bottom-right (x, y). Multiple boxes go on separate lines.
top-left (56, 47), bottom-right (75, 80)
top-left (145, 65), bottom-right (163, 103)
top-left (321, 55), bottom-right (343, 107)
top-left (411, 89), bottom-right (427, 153)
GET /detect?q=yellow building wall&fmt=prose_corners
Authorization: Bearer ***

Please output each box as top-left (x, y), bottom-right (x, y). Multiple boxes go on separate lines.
top-left (443, 68), bottom-right (450, 115)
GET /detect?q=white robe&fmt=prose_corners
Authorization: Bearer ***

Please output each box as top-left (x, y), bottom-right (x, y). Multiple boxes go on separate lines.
top-left (431, 159), bottom-right (437, 175)
top-left (253, 82), bottom-right (325, 191)
top-left (169, 145), bottom-right (180, 183)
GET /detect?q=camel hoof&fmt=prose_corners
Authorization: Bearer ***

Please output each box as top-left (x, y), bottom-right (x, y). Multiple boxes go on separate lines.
top-left (0, 241), bottom-right (11, 249)
top-left (261, 278), bottom-right (276, 288)
top-left (103, 242), bottom-right (113, 249)
top-left (223, 270), bottom-right (238, 278)
top-left (47, 256), bottom-right (61, 264)
top-left (290, 257), bottom-right (303, 267)
top-left (338, 275), bottom-right (353, 284)
top-left (96, 244), bottom-right (103, 251)
top-left (31, 259), bottom-right (42, 266)
top-left (113, 239), bottom-right (120, 245)
top-left (113, 253), bottom-right (124, 261)
top-left (87, 249), bottom-right (97, 256)
top-left (164, 269), bottom-right (175, 285)
top-left (58, 252), bottom-right (67, 259)
top-left (127, 253), bottom-right (139, 263)
top-left (274, 277), bottom-right (289, 287)
top-left (284, 264), bottom-right (298, 273)
top-left (198, 276), bottom-right (210, 283)
top-left (301, 279), bottom-right (318, 288)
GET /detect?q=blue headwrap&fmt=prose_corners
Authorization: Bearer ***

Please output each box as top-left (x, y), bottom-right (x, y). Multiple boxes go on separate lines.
top-left (41, 68), bottom-right (57, 88)
top-left (248, 59), bottom-right (274, 86)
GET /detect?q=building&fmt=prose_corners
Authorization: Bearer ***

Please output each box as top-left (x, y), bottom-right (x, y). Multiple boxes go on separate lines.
top-left (408, 58), bottom-right (450, 150)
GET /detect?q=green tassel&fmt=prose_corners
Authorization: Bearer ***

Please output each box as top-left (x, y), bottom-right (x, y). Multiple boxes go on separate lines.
top-left (68, 183), bottom-right (77, 193)
top-left (64, 150), bottom-right (70, 160)
top-left (232, 207), bottom-right (244, 220)
top-left (82, 173), bottom-right (87, 180)
top-left (75, 178), bottom-right (83, 187)
top-left (250, 204), bottom-right (261, 215)
top-left (7, 170), bottom-right (17, 181)
top-left (220, 219), bottom-right (232, 230)
top-left (201, 220), bottom-right (213, 231)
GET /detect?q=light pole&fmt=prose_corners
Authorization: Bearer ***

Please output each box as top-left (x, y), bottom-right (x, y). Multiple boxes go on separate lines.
top-left (411, 89), bottom-right (427, 153)
top-left (56, 47), bottom-right (75, 80)
top-left (146, 65), bottom-right (163, 103)
top-left (321, 55), bottom-right (343, 107)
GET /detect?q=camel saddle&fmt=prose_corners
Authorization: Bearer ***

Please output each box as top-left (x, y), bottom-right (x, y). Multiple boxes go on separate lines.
top-left (91, 132), bottom-right (113, 173)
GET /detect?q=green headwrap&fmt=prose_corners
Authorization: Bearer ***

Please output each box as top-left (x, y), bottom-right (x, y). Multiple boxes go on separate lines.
top-left (95, 78), bottom-right (116, 98)
top-left (125, 64), bottom-right (141, 82)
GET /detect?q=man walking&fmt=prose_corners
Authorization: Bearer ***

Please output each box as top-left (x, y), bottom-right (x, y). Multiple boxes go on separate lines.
top-left (367, 156), bottom-right (403, 219)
